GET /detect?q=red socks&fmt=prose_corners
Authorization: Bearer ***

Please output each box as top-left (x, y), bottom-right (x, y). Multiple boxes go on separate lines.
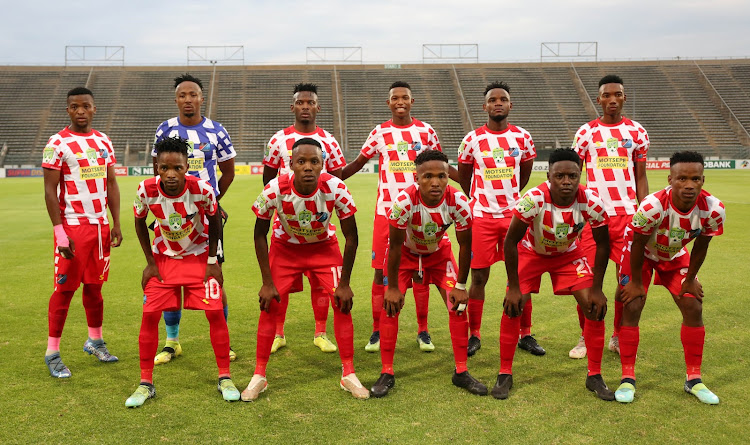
top-left (139, 311), bottom-right (161, 384)
top-left (256, 297), bottom-right (281, 376)
top-left (275, 293), bottom-right (289, 337)
top-left (48, 290), bottom-right (76, 337)
top-left (576, 304), bottom-right (586, 335)
top-left (682, 324), bottom-right (705, 381)
top-left (81, 284), bottom-right (104, 331)
top-left (379, 308), bottom-right (399, 375)
top-left (583, 319), bottom-right (605, 376)
top-left (311, 288), bottom-right (330, 335)
top-left (619, 326), bottom-right (639, 380)
top-left (519, 299), bottom-right (533, 337)
top-left (468, 299), bottom-right (484, 338)
top-left (613, 300), bottom-right (623, 338)
top-left (449, 310), bottom-right (468, 373)
top-left (332, 302), bottom-right (355, 375)
top-left (499, 313), bottom-right (521, 374)
top-left (371, 282), bottom-right (384, 332)
top-left (413, 283), bottom-right (430, 332)
top-left (205, 309), bottom-right (231, 377)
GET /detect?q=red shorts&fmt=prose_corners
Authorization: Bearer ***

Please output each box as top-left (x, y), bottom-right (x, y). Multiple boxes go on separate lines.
top-left (270, 238), bottom-right (343, 296)
top-left (470, 216), bottom-right (511, 269)
top-left (518, 247), bottom-right (593, 295)
top-left (53, 224), bottom-right (111, 291)
top-left (383, 243), bottom-right (458, 293)
top-left (371, 214), bottom-right (389, 269)
top-left (580, 214), bottom-right (630, 265)
top-left (618, 248), bottom-right (692, 296)
top-left (143, 252), bottom-right (223, 312)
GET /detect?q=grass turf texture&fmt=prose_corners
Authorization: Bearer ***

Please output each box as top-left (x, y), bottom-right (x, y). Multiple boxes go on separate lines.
top-left (1, 170), bottom-right (748, 444)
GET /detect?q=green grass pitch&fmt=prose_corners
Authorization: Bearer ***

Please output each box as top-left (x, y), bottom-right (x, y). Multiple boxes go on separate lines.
top-left (1, 170), bottom-right (748, 444)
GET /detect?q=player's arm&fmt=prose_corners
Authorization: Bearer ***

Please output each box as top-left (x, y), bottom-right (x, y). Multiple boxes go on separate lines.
top-left (384, 225), bottom-right (406, 317)
top-left (135, 215), bottom-right (162, 290)
top-left (327, 167), bottom-right (343, 179)
top-left (44, 167), bottom-right (76, 259)
top-left (262, 165), bottom-right (278, 186)
top-left (333, 215), bottom-right (358, 314)
top-left (106, 166), bottom-right (123, 247)
top-left (621, 232), bottom-right (650, 305)
top-left (680, 235), bottom-right (712, 302)
top-left (341, 154), bottom-right (369, 180)
top-left (588, 225), bottom-right (611, 321)
top-left (458, 163), bottom-right (473, 197)
top-left (448, 164), bottom-right (459, 183)
top-left (217, 158), bottom-right (235, 202)
top-left (205, 210), bottom-right (223, 286)
top-left (634, 160), bottom-right (649, 203)
top-left (519, 159), bottom-right (534, 191)
top-left (448, 228), bottom-right (471, 313)
top-left (253, 217), bottom-right (280, 312)
top-left (502, 216), bottom-right (528, 317)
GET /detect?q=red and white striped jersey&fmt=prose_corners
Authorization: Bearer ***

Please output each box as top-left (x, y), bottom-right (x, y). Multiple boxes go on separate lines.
top-left (264, 126), bottom-right (345, 176)
top-left (514, 182), bottom-right (608, 256)
top-left (389, 184), bottom-right (471, 255)
top-left (572, 117), bottom-right (649, 216)
top-left (361, 119), bottom-right (442, 216)
top-left (253, 172), bottom-right (356, 245)
top-left (625, 187), bottom-right (724, 262)
top-left (134, 176), bottom-right (217, 258)
top-left (42, 127), bottom-right (116, 226)
top-left (458, 124), bottom-right (536, 218)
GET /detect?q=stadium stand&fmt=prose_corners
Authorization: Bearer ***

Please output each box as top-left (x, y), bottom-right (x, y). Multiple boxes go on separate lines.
top-left (1, 60), bottom-right (748, 167)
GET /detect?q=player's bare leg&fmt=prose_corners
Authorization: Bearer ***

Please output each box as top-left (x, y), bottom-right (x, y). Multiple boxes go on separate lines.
top-left (573, 289), bottom-right (614, 401)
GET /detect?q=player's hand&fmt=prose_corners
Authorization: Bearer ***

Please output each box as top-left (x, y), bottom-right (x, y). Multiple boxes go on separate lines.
top-left (110, 224), bottom-right (123, 247)
top-left (205, 263), bottom-right (223, 287)
top-left (141, 264), bottom-right (163, 290)
top-left (219, 206), bottom-right (228, 226)
top-left (334, 284), bottom-right (354, 314)
top-left (587, 288), bottom-right (608, 321)
top-left (448, 287), bottom-right (468, 314)
top-left (679, 278), bottom-right (704, 303)
top-left (620, 281), bottom-right (646, 306)
top-left (57, 237), bottom-right (75, 260)
top-left (503, 287), bottom-right (523, 318)
top-left (258, 283), bottom-right (280, 313)
top-left (383, 287), bottom-right (405, 317)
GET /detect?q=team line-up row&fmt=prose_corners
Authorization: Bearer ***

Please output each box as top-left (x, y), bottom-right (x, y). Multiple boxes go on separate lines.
top-left (40, 74), bottom-right (724, 407)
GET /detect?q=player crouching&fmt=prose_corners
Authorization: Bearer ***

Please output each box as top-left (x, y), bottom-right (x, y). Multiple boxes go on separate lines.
top-left (371, 150), bottom-right (487, 398)
top-left (495, 148), bottom-right (615, 401)
top-left (245, 138), bottom-right (369, 401)
top-left (615, 151), bottom-right (725, 405)
top-left (126, 137), bottom-right (239, 407)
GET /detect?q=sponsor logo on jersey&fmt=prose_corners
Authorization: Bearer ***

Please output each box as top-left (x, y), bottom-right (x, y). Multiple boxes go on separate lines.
top-left (632, 211), bottom-right (648, 227)
top-left (424, 222), bottom-right (438, 237)
top-left (622, 139), bottom-right (633, 149)
top-left (396, 141), bottom-right (409, 155)
top-left (654, 243), bottom-right (682, 256)
top-left (606, 137), bottom-right (619, 151)
top-left (483, 167), bottom-right (514, 181)
top-left (43, 145), bottom-right (55, 164)
top-left (492, 148), bottom-right (504, 162)
top-left (669, 227), bottom-right (686, 243)
top-left (688, 228), bottom-right (702, 239)
top-left (188, 157), bottom-right (204, 172)
top-left (168, 212), bottom-right (183, 231)
top-left (597, 156), bottom-right (628, 169)
top-left (315, 212), bottom-right (329, 223)
top-left (458, 141), bottom-right (466, 157)
top-left (254, 195), bottom-right (267, 211)
top-left (100, 147), bottom-right (109, 159)
top-left (411, 142), bottom-right (422, 151)
top-left (85, 148), bottom-right (98, 163)
top-left (265, 145), bottom-right (271, 157)
top-left (390, 204), bottom-right (403, 220)
top-left (199, 143), bottom-right (213, 154)
top-left (573, 222), bottom-right (585, 233)
top-left (555, 224), bottom-right (570, 239)
top-left (571, 136), bottom-right (579, 149)
top-left (509, 147), bottom-right (520, 157)
top-left (288, 226), bottom-right (326, 237)
top-left (517, 196), bottom-right (534, 213)
top-left (388, 160), bottom-right (416, 173)
top-left (80, 165), bottom-right (106, 180)
top-left (298, 210), bottom-right (312, 225)
top-left (134, 198), bottom-right (145, 213)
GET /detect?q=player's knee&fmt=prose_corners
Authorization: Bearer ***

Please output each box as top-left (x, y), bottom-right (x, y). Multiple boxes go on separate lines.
top-left (373, 269), bottom-right (384, 285)
top-left (470, 268), bottom-right (490, 287)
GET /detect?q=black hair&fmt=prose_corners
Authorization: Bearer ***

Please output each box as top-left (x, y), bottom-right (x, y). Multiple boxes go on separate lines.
top-left (670, 150), bottom-right (704, 166)
top-left (292, 137), bottom-right (322, 152)
top-left (484, 81), bottom-right (510, 96)
top-left (598, 74), bottom-right (624, 87)
top-left (390, 81), bottom-right (411, 91)
top-left (67, 87), bottom-right (93, 98)
top-left (549, 148), bottom-right (581, 167)
top-left (174, 73), bottom-right (203, 90)
top-left (415, 149), bottom-right (449, 166)
top-left (293, 83), bottom-right (318, 95)
top-left (154, 137), bottom-right (190, 158)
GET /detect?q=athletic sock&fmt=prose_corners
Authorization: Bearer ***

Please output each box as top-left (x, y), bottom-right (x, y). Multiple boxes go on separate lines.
top-left (413, 282), bottom-right (430, 332)
top-left (467, 298), bottom-right (484, 338)
top-left (613, 300), bottom-right (623, 337)
top-left (312, 288), bottom-right (329, 335)
top-left (164, 310), bottom-right (181, 340)
top-left (583, 318), bottom-right (605, 376)
top-left (379, 308), bottom-right (399, 375)
top-left (206, 309), bottom-right (231, 378)
top-left (87, 327), bottom-right (103, 341)
top-left (681, 324), bottom-right (705, 381)
top-left (139, 311), bottom-right (161, 384)
top-left (499, 313), bottom-right (521, 374)
top-left (448, 310), bottom-right (469, 373)
top-left (619, 326), bottom-right (639, 381)
top-left (371, 281), bottom-right (384, 332)
top-left (48, 290), bottom-right (75, 338)
top-left (519, 298), bottom-right (533, 338)
top-left (332, 303), bottom-right (355, 375)
top-left (81, 284), bottom-right (104, 333)
top-left (576, 304), bottom-right (586, 336)
top-left (46, 337), bottom-right (61, 356)
top-left (275, 293), bottom-right (289, 337)
top-left (255, 297), bottom-right (280, 377)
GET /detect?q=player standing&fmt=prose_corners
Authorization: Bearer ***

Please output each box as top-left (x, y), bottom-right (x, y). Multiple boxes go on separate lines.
top-left (569, 74), bottom-right (649, 359)
top-left (151, 74), bottom-right (237, 365)
top-left (493, 149), bottom-right (614, 401)
top-left (244, 138), bottom-right (368, 401)
top-left (343, 81), bottom-right (448, 353)
top-left (126, 137), bottom-right (239, 407)
top-left (457, 81), bottom-right (540, 357)
top-left (262, 83), bottom-right (346, 354)
top-left (42, 87), bottom-right (122, 378)
top-left (371, 150), bottom-right (487, 398)
top-left (615, 151), bottom-right (724, 405)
